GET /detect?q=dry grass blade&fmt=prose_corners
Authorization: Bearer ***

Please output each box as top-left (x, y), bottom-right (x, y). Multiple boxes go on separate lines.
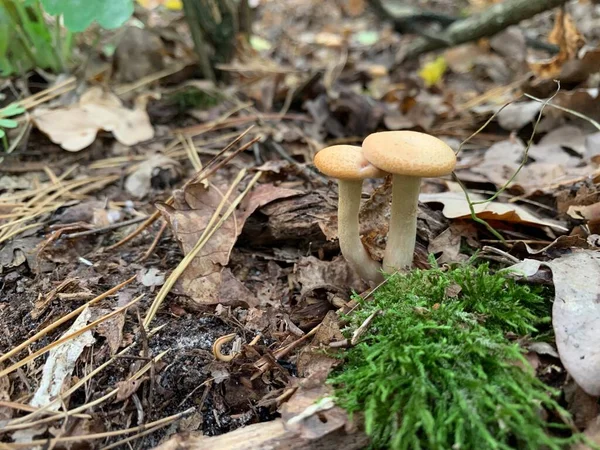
top-left (0, 276), bottom-right (136, 365)
top-left (2, 380), bottom-right (186, 450)
top-left (16, 76), bottom-right (77, 111)
top-left (4, 325), bottom-right (166, 428)
top-left (0, 294), bottom-right (143, 378)
top-left (0, 174), bottom-right (120, 244)
top-left (143, 169), bottom-right (264, 328)
top-left (0, 402), bottom-right (90, 419)
top-left (2, 350), bottom-right (168, 433)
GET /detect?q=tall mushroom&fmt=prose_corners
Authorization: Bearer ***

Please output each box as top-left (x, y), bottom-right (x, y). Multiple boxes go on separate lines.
top-left (314, 145), bottom-right (387, 284)
top-left (362, 131), bottom-right (456, 273)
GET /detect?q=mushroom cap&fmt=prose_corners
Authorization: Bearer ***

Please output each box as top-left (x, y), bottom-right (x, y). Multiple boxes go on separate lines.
top-left (314, 145), bottom-right (387, 180)
top-left (362, 131), bottom-right (456, 177)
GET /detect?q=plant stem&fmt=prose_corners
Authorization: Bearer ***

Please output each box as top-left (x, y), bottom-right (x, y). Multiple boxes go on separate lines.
top-left (384, 175), bottom-right (421, 272)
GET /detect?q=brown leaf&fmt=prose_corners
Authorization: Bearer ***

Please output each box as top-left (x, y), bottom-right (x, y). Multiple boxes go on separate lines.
top-left (279, 385), bottom-right (347, 440)
top-left (529, 10), bottom-right (585, 79)
top-left (95, 312), bottom-right (125, 355)
top-left (295, 256), bottom-right (369, 297)
top-left (297, 311), bottom-right (344, 379)
top-left (158, 182), bottom-right (301, 306)
top-left (428, 223), bottom-right (474, 263)
top-left (115, 378), bottom-right (145, 402)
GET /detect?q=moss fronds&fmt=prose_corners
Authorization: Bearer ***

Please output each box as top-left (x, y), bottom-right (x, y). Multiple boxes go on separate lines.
top-left (329, 263), bottom-right (584, 450)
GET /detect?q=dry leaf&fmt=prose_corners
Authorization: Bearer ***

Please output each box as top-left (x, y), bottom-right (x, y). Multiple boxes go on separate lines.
top-left (125, 154), bottom-right (181, 199)
top-left (157, 182), bottom-right (301, 306)
top-left (30, 307), bottom-right (95, 410)
top-left (509, 250), bottom-right (600, 395)
top-left (419, 191), bottom-right (568, 232)
top-left (529, 10), bottom-right (585, 79)
top-left (32, 87), bottom-right (154, 151)
top-left (116, 378), bottom-right (145, 401)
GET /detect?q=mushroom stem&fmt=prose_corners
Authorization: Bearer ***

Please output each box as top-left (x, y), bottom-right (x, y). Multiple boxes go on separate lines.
top-left (338, 180), bottom-right (384, 283)
top-left (384, 174), bottom-right (422, 272)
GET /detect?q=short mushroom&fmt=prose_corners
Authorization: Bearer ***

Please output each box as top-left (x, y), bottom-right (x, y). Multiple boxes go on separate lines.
top-left (314, 145), bottom-right (387, 284)
top-left (362, 131), bottom-right (456, 272)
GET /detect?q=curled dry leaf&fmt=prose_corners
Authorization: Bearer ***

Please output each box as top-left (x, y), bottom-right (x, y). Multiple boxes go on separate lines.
top-left (32, 87), bottom-right (154, 151)
top-left (528, 10), bottom-right (585, 79)
top-left (419, 191), bottom-right (568, 232)
top-left (157, 182), bottom-right (301, 306)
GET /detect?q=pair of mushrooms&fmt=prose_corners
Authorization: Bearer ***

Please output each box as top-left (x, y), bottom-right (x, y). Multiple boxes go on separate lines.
top-left (314, 131), bottom-right (456, 284)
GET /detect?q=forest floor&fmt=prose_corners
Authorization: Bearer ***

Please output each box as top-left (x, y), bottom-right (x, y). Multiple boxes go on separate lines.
top-left (2, 0), bottom-right (600, 448)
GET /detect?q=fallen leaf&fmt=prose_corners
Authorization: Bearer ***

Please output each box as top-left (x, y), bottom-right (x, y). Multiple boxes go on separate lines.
top-left (496, 101), bottom-right (542, 131)
top-left (32, 87), bottom-right (154, 151)
top-left (295, 256), bottom-right (369, 297)
top-left (30, 307), bottom-right (95, 410)
top-left (157, 182), bottom-right (301, 306)
top-left (510, 251), bottom-right (600, 396)
top-left (94, 310), bottom-right (125, 355)
top-left (125, 154), bottom-right (181, 199)
top-left (419, 191), bottom-right (568, 232)
top-left (428, 223), bottom-right (472, 263)
top-left (489, 27), bottom-right (526, 62)
top-left (528, 10), bottom-right (585, 79)
top-left (137, 267), bottom-right (165, 287)
top-left (116, 378), bottom-right (145, 401)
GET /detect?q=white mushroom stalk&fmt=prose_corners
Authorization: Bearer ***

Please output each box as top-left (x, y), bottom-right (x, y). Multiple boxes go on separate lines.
top-left (314, 145), bottom-right (386, 284)
top-left (362, 131), bottom-right (456, 273)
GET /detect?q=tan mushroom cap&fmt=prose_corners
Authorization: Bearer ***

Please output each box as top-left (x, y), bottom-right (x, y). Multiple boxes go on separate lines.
top-left (314, 145), bottom-right (387, 180)
top-left (362, 131), bottom-right (456, 177)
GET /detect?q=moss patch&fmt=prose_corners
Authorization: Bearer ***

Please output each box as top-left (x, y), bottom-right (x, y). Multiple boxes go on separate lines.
top-left (329, 262), bottom-right (585, 450)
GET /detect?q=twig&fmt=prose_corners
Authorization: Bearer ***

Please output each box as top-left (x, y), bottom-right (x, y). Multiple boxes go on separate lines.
top-left (351, 310), bottom-right (383, 346)
top-left (63, 216), bottom-right (148, 239)
top-left (3, 326), bottom-right (165, 428)
top-left (138, 220), bottom-right (168, 262)
top-left (399, 0), bottom-right (567, 60)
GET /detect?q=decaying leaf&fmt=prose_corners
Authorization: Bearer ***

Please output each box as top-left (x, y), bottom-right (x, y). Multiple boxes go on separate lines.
top-left (528, 10), bottom-right (585, 79)
top-left (157, 182), bottom-right (301, 306)
top-left (509, 250), bottom-right (600, 396)
top-left (125, 154), bottom-right (181, 199)
top-left (419, 191), bottom-right (568, 232)
top-left (30, 307), bottom-right (95, 410)
top-left (32, 87), bottom-right (154, 151)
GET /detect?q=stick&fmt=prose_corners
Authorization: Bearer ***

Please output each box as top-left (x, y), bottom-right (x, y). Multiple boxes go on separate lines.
top-left (398, 0), bottom-right (567, 60)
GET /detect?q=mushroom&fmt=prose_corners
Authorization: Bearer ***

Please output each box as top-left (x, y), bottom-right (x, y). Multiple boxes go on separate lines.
top-left (314, 145), bottom-right (387, 284)
top-left (362, 131), bottom-right (456, 272)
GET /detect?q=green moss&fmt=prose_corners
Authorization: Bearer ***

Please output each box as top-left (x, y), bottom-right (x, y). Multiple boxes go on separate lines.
top-left (328, 261), bottom-right (585, 450)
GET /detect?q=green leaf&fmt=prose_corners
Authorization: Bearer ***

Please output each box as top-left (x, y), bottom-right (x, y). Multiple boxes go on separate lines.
top-left (0, 129), bottom-right (5, 139)
top-left (0, 118), bottom-right (18, 128)
top-left (1, 103), bottom-right (25, 116)
top-left (41, 0), bottom-right (134, 32)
